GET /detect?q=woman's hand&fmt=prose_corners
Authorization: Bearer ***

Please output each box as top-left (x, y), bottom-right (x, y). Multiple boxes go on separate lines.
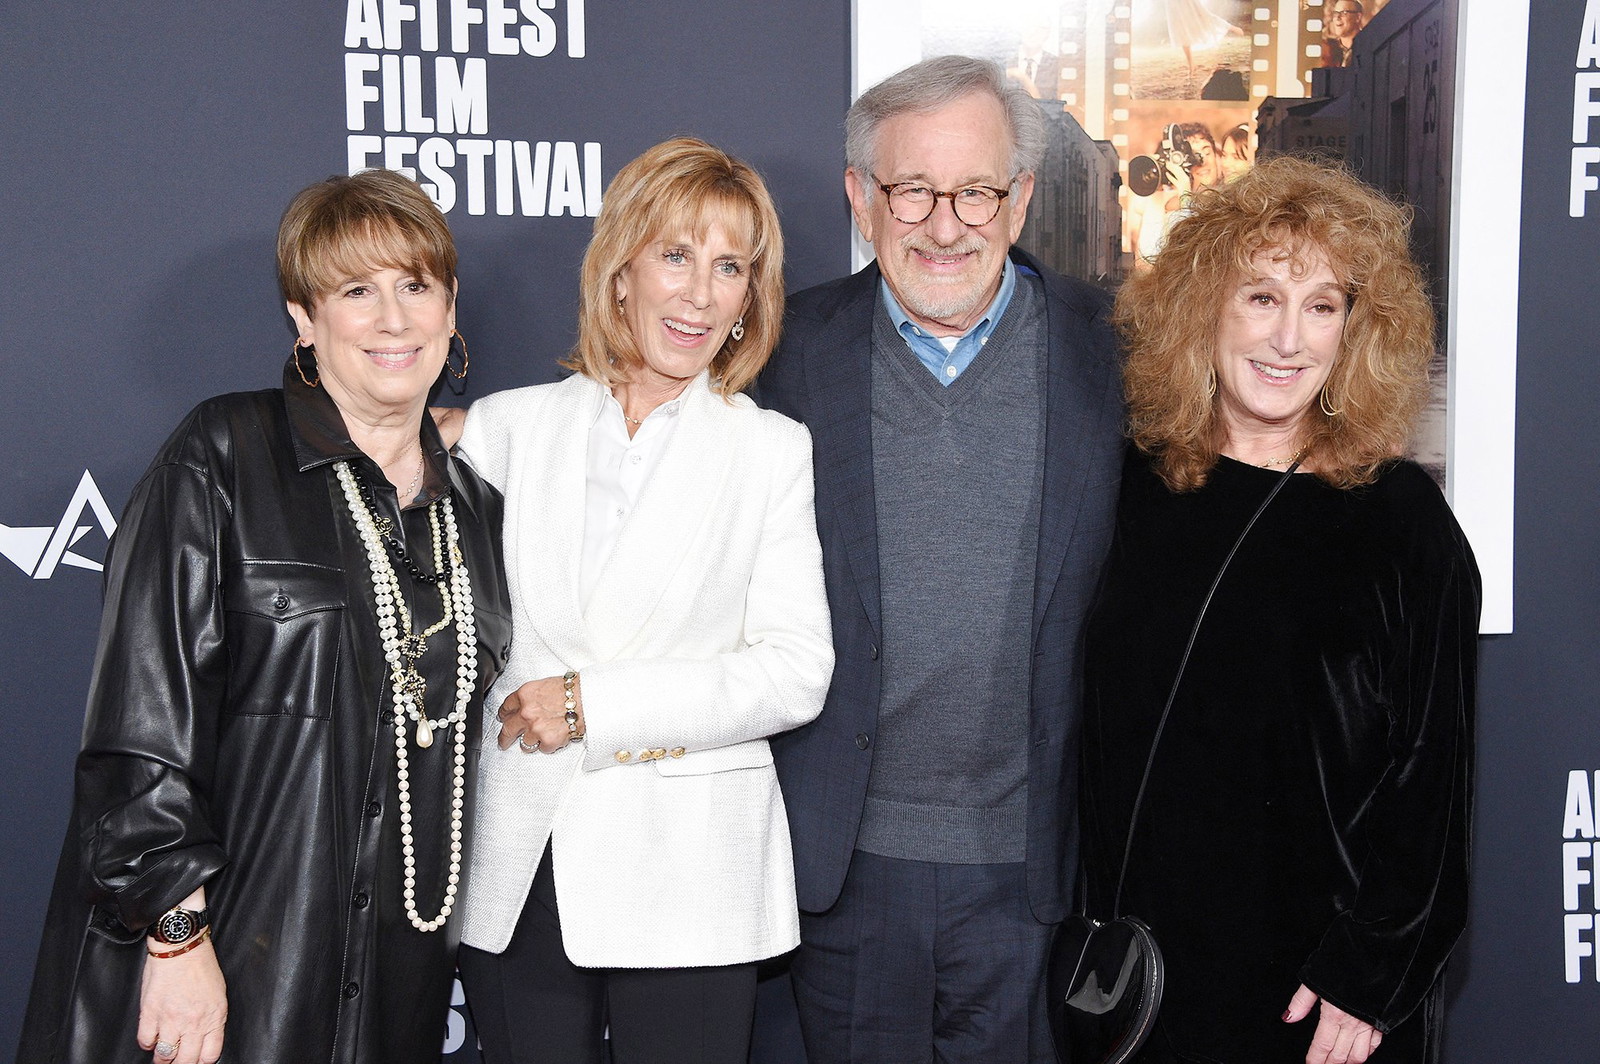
top-left (430, 405), bottom-right (466, 448)
top-left (1285, 984), bottom-right (1383, 1064)
top-left (496, 674), bottom-right (584, 753)
top-left (137, 938), bottom-right (227, 1064)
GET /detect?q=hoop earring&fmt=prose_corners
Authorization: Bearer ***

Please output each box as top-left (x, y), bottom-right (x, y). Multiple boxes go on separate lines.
top-left (1205, 367), bottom-right (1217, 399)
top-left (730, 317), bottom-right (745, 343)
top-left (448, 328), bottom-right (469, 380)
top-left (1319, 384), bottom-right (1343, 417)
top-left (293, 340), bottom-right (319, 388)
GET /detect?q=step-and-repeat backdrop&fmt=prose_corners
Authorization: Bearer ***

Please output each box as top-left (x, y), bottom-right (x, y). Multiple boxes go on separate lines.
top-left (1, 4), bottom-right (846, 1060)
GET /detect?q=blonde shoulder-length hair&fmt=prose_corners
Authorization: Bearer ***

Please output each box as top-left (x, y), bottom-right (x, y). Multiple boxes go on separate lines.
top-left (562, 137), bottom-right (784, 397)
top-left (1114, 154), bottom-right (1435, 492)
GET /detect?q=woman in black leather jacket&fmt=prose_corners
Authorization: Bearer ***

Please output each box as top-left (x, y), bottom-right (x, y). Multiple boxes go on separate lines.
top-left (19, 169), bottom-right (511, 1064)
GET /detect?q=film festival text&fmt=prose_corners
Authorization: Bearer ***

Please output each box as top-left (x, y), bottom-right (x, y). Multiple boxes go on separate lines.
top-left (343, 0), bottom-right (601, 218)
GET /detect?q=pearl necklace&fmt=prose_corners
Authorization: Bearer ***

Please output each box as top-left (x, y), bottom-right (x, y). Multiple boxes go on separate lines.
top-left (336, 461), bottom-right (478, 933)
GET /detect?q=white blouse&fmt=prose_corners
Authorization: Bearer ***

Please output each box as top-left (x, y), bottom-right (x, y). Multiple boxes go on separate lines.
top-left (580, 391), bottom-right (682, 606)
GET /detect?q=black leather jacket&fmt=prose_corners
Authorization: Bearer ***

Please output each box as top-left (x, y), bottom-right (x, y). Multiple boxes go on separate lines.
top-left (19, 364), bottom-right (512, 1064)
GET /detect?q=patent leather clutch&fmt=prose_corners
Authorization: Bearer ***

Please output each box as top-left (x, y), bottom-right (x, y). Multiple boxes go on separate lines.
top-left (1048, 914), bottom-right (1164, 1063)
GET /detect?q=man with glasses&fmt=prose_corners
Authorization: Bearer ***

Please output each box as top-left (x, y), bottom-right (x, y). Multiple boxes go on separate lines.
top-left (757, 55), bottom-right (1124, 1063)
top-left (1321, 0), bottom-right (1366, 67)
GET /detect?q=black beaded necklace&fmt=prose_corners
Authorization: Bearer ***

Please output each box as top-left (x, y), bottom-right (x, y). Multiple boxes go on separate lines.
top-left (348, 466), bottom-right (452, 585)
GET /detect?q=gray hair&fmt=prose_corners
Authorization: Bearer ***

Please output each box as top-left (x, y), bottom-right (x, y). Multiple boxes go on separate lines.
top-left (844, 55), bottom-right (1047, 198)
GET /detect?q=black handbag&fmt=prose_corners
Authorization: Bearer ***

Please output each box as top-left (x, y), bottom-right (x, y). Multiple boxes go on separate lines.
top-left (1048, 460), bottom-right (1300, 1064)
top-left (1048, 912), bottom-right (1164, 1063)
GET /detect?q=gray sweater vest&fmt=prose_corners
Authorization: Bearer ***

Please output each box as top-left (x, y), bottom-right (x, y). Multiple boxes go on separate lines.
top-left (859, 274), bottom-right (1047, 864)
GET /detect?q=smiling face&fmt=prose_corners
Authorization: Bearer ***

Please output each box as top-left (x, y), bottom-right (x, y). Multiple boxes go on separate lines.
top-left (1329, 2), bottom-right (1363, 40)
top-left (1187, 134), bottom-right (1221, 188)
top-left (845, 91), bottom-right (1034, 336)
top-left (1212, 246), bottom-right (1348, 461)
top-left (613, 221), bottom-right (752, 400)
top-left (288, 264), bottom-right (454, 428)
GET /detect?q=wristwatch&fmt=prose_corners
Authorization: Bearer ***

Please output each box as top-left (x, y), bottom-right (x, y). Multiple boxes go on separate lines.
top-left (149, 906), bottom-right (210, 945)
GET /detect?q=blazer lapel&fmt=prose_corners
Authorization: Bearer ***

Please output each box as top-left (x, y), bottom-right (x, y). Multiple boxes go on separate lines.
top-left (518, 376), bottom-right (599, 668)
top-left (805, 267), bottom-right (883, 642)
top-left (1031, 256), bottom-right (1113, 634)
top-left (582, 373), bottom-right (733, 659)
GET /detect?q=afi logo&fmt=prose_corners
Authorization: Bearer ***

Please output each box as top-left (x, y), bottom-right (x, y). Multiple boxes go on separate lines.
top-left (1, 471), bottom-right (118, 579)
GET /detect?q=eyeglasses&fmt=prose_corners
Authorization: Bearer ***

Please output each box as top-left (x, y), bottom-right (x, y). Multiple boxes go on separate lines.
top-left (875, 178), bottom-right (1013, 227)
top-left (1330, 7), bottom-right (1361, 17)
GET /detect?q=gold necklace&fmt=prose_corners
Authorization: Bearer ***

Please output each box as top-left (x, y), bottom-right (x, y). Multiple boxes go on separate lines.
top-left (399, 443), bottom-right (425, 502)
top-left (1261, 445), bottom-right (1308, 468)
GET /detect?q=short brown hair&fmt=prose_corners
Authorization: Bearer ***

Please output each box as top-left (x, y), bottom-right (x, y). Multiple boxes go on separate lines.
top-left (277, 169), bottom-right (457, 314)
top-left (1115, 154), bottom-right (1434, 491)
top-left (563, 138), bottom-right (784, 396)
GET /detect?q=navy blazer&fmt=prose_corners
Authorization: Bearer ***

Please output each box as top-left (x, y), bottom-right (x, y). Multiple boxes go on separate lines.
top-left (757, 249), bottom-right (1126, 923)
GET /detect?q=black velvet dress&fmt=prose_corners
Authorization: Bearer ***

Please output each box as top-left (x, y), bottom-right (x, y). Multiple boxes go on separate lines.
top-left (1080, 449), bottom-right (1479, 1063)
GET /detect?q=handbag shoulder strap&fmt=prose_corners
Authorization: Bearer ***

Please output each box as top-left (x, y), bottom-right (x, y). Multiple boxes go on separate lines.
top-left (1110, 460), bottom-right (1301, 917)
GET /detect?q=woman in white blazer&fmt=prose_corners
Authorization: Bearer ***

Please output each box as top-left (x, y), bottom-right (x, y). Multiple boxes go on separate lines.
top-left (450, 138), bottom-right (833, 1064)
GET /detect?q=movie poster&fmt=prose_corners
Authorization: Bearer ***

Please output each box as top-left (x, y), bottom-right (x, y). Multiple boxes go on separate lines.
top-left (861, 0), bottom-right (1459, 483)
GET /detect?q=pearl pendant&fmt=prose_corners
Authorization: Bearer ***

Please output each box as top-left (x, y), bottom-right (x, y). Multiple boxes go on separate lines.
top-left (416, 717), bottom-right (434, 748)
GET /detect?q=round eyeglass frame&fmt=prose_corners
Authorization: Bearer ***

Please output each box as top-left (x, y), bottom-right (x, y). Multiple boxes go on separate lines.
top-left (875, 177), bottom-right (1014, 227)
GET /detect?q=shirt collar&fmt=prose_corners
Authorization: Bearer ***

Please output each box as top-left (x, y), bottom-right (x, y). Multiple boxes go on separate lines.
top-left (590, 370), bottom-right (703, 429)
top-left (282, 356), bottom-right (453, 507)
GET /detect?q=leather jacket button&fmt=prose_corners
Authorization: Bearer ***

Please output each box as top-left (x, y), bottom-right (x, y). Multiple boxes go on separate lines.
top-left (855, 733), bottom-right (870, 750)
top-left (366, 800), bottom-right (382, 817)
top-left (344, 981), bottom-right (360, 998)
top-left (353, 892), bottom-right (369, 909)
top-left (272, 591), bottom-right (290, 610)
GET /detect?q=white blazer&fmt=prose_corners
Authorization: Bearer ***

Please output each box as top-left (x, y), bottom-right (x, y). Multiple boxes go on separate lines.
top-left (455, 372), bottom-right (832, 968)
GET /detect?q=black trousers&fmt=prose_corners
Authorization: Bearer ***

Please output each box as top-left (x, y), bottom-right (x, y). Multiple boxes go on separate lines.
top-left (458, 843), bottom-right (758, 1064)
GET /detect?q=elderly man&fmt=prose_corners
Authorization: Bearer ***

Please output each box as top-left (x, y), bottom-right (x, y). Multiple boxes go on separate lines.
top-left (758, 55), bottom-right (1125, 1062)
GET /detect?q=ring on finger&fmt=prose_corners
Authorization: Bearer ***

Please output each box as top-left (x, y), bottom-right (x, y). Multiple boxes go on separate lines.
top-left (516, 733), bottom-right (539, 753)
top-left (154, 1040), bottom-right (179, 1058)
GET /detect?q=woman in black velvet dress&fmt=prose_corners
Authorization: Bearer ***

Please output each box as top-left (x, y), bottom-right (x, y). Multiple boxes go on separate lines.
top-left (1080, 156), bottom-right (1478, 1064)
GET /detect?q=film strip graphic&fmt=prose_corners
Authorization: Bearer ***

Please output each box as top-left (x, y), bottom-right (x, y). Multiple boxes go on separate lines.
top-left (1293, 0), bottom-right (1327, 92)
top-left (1104, 3), bottom-right (1132, 188)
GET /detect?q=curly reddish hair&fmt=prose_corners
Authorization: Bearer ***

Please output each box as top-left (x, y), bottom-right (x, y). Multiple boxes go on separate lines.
top-left (1114, 154), bottom-right (1434, 491)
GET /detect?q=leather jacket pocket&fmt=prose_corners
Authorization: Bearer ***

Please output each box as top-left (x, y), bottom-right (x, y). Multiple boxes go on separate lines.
top-left (474, 604), bottom-right (513, 688)
top-left (222, 560), bottom-right (346, 718)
